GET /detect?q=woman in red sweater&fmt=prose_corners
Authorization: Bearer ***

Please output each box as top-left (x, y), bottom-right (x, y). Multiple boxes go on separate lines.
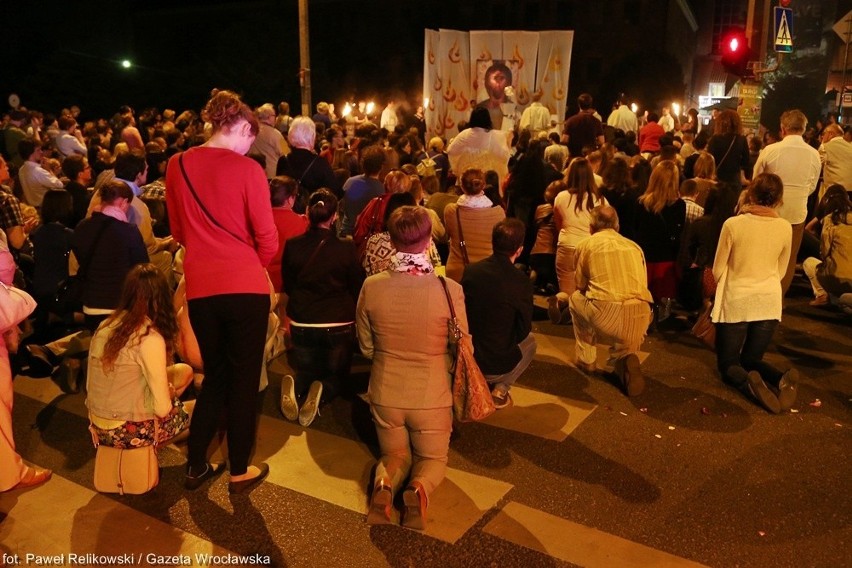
top-left (166, 90), bottom-right (278, 494)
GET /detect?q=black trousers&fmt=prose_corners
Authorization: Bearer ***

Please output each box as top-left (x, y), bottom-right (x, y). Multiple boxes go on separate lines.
top-left (186, 293), bottom-right (269, 476)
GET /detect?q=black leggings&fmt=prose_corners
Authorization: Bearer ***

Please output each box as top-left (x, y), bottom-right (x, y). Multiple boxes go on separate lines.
top-left (186, 293), bottom-right (270, 477)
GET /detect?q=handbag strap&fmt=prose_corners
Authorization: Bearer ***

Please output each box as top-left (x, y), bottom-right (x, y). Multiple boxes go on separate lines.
top-left (438, 276), bottom-right (462, 341)
top-left (78, 219), bottom-right (111, 278)
top-left (716, 135), bottom-right (737, 170)
top-left (455, 206), bottom-right (470, 265)
top-left (178, 153), bottom-right (250, 247)
top-left (297, 236), bottom-right (329, 280)
top-left (299, 156), bottom-right (319, 185)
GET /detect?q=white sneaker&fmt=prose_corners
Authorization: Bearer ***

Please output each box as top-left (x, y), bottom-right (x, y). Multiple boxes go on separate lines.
top-left (299, 381), bottom-right (323, 427)
top-left (280, 375), bottom-right (299, 421)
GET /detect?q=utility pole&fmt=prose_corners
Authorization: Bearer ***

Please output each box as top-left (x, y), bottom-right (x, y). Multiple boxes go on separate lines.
top-left (298, 0), bottom-right (312, 117)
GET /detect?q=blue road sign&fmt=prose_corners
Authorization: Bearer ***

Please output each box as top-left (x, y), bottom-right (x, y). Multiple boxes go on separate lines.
top-left (774, 6), bottom-right (793, 53)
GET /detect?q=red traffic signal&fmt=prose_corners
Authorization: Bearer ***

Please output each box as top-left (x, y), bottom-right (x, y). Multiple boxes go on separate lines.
top-left (721, 29), bottom-right (751, 77)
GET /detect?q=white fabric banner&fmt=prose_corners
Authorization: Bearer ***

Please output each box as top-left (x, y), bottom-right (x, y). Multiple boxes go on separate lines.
top-left (536, 31), bottom-right (574, 123)
top-left (423, 28), bottom-right (441, 142)
top-left (423, 29), bottom-right (573, 141)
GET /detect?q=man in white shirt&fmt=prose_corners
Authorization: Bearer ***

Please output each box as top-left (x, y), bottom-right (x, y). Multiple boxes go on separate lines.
top-left (380, 101), bottom-right (399, 132)
top-left (659, 107), bottom-right (676, 133)
top-left (819, 124), bottom-right (852, 200)
top-left (607, 94), bottom-right (639, 135)
top-left (752, 109), bottom-right (821, 295)
top-left (519, 92), bottom-right (552, 138)
top-left (54, 116), bottom-right (87, 158)
top-left (17, 139), bottom-right (64, 207)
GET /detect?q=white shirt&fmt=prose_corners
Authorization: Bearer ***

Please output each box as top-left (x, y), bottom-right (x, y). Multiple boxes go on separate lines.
top-left (446, 127), bottom-right (511, 187)
top-left (554, 191), bottom-right (608, 248)
top-left (659, 114), bottom-right (675, 133)
top-left (711, 213), bottom-right (791, 323)
top-left (18, 161), bottom-right (64, 207)
top-left (519, 102), bottom-right (551, 134)
top-left (752, 135), bottom-right (821, 225)
top-left (380, 107), bottom-right (398, 132)
top-left (606, 105), bottom-right (638, 135)
top-left (821, 136), bottom-right (852, 195)
top-left (55, 131), bottom-right (87, 157)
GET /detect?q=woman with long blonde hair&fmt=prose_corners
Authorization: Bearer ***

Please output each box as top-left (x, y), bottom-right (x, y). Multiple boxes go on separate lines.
top-left (548, 158), bottom-right (608, 323)
top-left (692, 151), bottom-right (717, 206)
top-left (634, 161), bottom-right (687, 321)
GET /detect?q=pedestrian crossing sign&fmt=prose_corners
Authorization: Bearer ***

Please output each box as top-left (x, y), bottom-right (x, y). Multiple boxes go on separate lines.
top-left (774, 6), bottom-right (793, 53)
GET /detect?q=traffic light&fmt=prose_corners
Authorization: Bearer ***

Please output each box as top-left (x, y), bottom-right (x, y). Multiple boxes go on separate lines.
top-left (721, 28), bottom-right (752, 78)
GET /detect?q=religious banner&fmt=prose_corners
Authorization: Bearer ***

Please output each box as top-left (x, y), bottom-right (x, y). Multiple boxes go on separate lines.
top-left (424, 29), bottom-right (573, 141)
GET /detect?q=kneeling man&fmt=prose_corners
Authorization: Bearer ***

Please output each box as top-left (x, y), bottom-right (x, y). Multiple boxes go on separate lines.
top-left (569, 206), bottom-right (653, 396)
top-left (462, 218), bottom-right (536, 408)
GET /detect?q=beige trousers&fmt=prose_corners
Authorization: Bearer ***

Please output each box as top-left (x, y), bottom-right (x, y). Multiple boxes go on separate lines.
top-left (781, 222), bottom-right (805, 297)
top-left (569, 293), bottom-right (652, 368)
top-left (370, 404), bottom-right (452, 499)
top-left (555, 245), bottom-right (577, 303)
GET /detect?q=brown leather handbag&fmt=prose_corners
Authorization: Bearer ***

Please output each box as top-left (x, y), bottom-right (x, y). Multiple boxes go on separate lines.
top-left (438, 277), bottom-right (495, 422)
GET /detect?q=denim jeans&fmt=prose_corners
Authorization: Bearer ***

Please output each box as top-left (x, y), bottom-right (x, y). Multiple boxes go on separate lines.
top-left (288, 324), bottom-right (355, 401)
top-left (484, 333), bottom-right (537, 391)
top-left (715, 320), bottom-right (782, 387)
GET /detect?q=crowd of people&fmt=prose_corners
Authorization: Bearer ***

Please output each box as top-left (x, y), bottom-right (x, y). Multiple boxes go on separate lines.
top-left (0, 87), bottom-right (848, 531)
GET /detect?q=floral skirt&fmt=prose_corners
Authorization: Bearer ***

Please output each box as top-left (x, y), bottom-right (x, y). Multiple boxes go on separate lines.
top-left (91, 399), bottom-right (189, 449)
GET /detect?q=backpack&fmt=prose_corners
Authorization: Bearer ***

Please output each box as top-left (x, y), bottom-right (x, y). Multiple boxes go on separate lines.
top-left (416, 155), bottom-right (437, 178)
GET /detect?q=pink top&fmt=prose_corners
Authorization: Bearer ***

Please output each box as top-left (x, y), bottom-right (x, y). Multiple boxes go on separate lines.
top-left (166, 147), bottom-right (278, 300)
top-left (268, 208), bottom-right (309, 292)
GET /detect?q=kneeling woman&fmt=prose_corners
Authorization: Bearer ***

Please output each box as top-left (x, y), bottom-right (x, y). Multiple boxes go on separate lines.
top-left (357, 206), bottom-right (468, 530)
top-left (87, 264), bottom-right (194, 449)
top-left (711, 174), bottom-right (797, 413)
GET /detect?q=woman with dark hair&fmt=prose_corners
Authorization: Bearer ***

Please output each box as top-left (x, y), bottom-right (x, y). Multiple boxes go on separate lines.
top-left (446, 107), bottom-right (512, 188)
top-left (505, 139), bottom-right (561, 258)
top-left (281, 189), bottom-right (365, 427)
top-left (86, 264), bottom-right (193, 450)
top-left (802, 185), bottom-right (852, 306)
top-left (166, 90), bottom-right (278, 493)
top-left (706, 110), bottom-right (750, 186)
top-left (443, 168), bottom-right (506, 281)
top-left (712, 173), bottom-right (797, 413)
top-left (599, 157), bottom-right (639, 240)
top-left (549, 158), bottom-right (608, 323)
top-left (357, 205), bottom-right (467, 530)
top-left (73, 180), bottom-right (149, 332)
top-left (633, 161), bottom-right (687, 321)
top-left (682, 108), bottom-right (700, 135)
top-left (30, 190), bottom-right (75, 337)
top-left (267, 176), bottom-right (308, 294)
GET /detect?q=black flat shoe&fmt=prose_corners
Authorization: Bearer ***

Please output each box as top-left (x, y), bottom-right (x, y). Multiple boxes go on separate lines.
top-left (25, 344), bottom-right (59, 378)
top-left (228, 463), bottom-right (269, 494)
top-left (184, 462), bottom-right (226, 490)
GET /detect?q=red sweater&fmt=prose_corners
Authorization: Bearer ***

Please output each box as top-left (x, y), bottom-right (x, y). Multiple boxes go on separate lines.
top-left (268, 208), bottom-right (309, 292)
top-left (639, 122), bottom-right (665, 153)
top-left (166, 147), bottom-right (278, 300)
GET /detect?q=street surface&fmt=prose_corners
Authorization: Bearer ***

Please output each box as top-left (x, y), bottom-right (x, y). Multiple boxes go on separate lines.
top-left (1, 280), bottom-right (850, 568)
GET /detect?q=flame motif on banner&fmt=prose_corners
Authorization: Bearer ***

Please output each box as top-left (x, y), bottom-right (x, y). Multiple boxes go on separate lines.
top-left (423, 29), bottom-right (571, 141)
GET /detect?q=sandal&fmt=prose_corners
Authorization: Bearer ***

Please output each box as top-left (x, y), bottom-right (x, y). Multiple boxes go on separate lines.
top-left (13, 467), bottom-right (52, 490)
top-left (184, 462), bottom-right (226, 490)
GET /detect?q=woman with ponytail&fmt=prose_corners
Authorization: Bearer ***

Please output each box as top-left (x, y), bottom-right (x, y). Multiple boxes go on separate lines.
top-left (281, 189), bottom-right (365, 427)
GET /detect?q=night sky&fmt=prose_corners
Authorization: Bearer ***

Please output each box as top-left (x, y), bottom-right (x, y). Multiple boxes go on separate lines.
top-left (2, 0), bottom-right (452, 120)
